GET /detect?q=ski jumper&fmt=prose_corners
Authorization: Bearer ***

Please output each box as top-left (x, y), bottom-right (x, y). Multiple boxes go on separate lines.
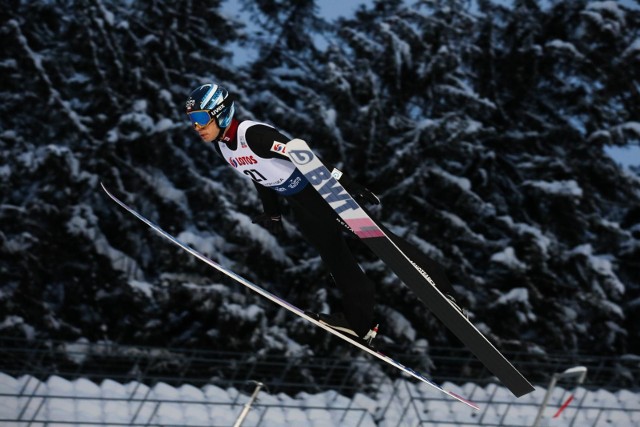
top-left (215, 119), bottom-right (454, 337)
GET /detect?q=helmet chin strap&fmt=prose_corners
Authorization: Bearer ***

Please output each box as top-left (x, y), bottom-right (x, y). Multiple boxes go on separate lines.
top-left (212, 124), bottom-right (229, 143)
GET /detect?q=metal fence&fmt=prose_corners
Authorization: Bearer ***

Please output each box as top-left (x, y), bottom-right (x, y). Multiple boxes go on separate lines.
top-left (1, 336), bottom-right (639, 426)
top-left (2, 375), bottom-right (374, 427)
top-left (2, 336), bottom-right (638, 392)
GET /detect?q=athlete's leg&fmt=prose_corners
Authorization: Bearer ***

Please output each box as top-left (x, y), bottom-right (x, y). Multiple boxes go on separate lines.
top-left (333, 204), bottom-right (456, 297)
top-left (288, 187), bottom-right (375, 336)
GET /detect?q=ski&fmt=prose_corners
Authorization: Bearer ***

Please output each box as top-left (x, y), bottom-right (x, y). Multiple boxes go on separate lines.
top-left (101, 183), bottom-right (479, 410)
top-left (286, 139), bottom-right (535, 398)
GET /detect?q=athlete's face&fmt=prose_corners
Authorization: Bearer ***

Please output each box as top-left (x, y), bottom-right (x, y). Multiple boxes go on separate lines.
top-left (194, 119), bottom-right (221, 143)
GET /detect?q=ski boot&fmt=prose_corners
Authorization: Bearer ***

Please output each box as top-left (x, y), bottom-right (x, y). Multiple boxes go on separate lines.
top-left (305, 311), bottom-right (379, 349)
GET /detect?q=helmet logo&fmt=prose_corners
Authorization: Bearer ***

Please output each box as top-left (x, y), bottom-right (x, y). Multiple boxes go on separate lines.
top-left (185, 99), bottom-right (195, 110)
top-left (211, 103), bottom-right (226, 116)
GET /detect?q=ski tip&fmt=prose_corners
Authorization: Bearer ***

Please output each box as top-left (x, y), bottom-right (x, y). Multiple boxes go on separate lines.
top-left (100, 181), bottom-right (111, 196)
top-left (447, 391), bottom-right (480, 411)
top-left (100, 181), bottom-right (113, 196)
top-left (100, 182), bottom-right (118, 201)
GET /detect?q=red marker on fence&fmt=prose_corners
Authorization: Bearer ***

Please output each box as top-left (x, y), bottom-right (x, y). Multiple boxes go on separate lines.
top-left (553, 394), bottom-right (575, 418)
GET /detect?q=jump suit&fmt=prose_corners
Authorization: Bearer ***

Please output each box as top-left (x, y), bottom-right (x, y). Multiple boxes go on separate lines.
top-left (215, 119), bottom-right (454, 337)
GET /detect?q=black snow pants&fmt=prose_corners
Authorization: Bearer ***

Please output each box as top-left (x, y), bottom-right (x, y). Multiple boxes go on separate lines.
top-left (287, 185), bottom-right (454, 337)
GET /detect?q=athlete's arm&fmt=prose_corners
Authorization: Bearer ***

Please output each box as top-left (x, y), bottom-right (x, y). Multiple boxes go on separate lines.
top-left (244, 124), bottom-right (291, 161)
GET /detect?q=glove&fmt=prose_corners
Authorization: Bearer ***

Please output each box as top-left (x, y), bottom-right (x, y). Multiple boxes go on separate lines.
top-left (346, 182), bottom-right (380, 206)
top-left (252, 213), bottom-right (284, 235)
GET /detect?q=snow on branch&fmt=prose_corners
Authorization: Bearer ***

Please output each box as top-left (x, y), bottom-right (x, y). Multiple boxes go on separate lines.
top-left (581, 1), bottom-right (627, 37)
top-left (523, 179), bottom-right (584, 198)
top-left (6, 20), bottom-right (93, 140)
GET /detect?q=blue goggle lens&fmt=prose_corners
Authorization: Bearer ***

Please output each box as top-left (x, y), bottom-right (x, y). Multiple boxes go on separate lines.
top-left (188, 111), bottom-right (213, 127)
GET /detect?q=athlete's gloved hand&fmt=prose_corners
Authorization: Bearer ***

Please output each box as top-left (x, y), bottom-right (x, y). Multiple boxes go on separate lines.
top-left (347, 182), bottom-right (380, 205)
top-left (252, 213), bottom-right (284, 235)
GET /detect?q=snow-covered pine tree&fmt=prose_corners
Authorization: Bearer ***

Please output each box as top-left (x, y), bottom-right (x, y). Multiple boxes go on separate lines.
top-left (0, 1), bottom-right (639, 383)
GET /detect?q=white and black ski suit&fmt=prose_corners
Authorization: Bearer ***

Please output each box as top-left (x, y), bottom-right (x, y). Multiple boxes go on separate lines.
top-left (214, 119), bottom-right (454, 337)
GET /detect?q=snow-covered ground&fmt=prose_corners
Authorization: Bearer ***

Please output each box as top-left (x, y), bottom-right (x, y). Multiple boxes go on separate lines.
top-left (1, 372), bottom-right (639, 426)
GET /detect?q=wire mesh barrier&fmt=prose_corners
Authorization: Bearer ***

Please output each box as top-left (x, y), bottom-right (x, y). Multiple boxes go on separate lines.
top-left (1, 374), bottom-right (376, 427)
top-left (0, 336), bottom-right (389, 396)
top-left (0, 383), bottom-right (372, 426)
top-left (0, 337), bottom-right (639, 426)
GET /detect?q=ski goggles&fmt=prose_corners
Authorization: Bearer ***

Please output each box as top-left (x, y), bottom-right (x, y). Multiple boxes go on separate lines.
top-left (187, 110), bottom-right (215, 128)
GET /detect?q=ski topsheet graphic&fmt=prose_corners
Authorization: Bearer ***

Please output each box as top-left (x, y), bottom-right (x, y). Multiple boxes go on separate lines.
top-left (101, 183), bottom-right (479, 410)
top-left (286, 139), bottom-right (535, 398)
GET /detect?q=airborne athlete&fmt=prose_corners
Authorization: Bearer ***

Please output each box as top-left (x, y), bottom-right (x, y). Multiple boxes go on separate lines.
top-left (185, 83), bottom-right (459, 345)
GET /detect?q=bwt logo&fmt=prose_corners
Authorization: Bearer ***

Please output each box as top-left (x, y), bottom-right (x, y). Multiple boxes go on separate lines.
top-left (289, 150), bottom-right (359, 215)
top-left (229, 156), bottom-right (258, 168)
top-left (288, 149), bottom-right (313, 165)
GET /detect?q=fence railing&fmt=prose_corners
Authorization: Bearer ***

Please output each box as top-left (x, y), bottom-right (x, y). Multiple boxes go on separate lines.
top-left (1, 336), bottom-right (639, 426)
top-left (2, 336), bottom-right (638, 394)
top-left (1, 373), bottom-right (375, 427)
